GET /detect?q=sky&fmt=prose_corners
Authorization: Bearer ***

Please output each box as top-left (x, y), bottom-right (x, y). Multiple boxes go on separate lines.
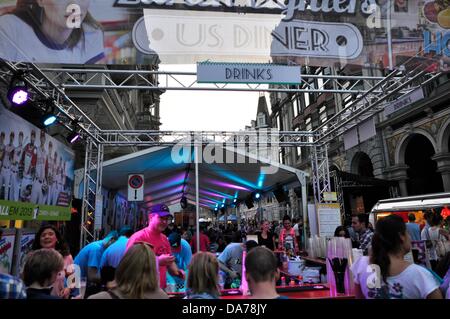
top-left (159, 64), bottom-right (270, 131)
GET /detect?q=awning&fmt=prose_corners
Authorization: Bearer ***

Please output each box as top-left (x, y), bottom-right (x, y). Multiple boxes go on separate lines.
top-left (371, 192), bottom-right (450, 213)
top-left (98, 145), bottom-right (308, 210)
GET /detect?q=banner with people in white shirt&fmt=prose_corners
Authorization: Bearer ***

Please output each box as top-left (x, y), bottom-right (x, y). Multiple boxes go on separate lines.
top-left (0, 0), bottom-right (449, 72)
top-left (0, 101), bottom-right (74, 221)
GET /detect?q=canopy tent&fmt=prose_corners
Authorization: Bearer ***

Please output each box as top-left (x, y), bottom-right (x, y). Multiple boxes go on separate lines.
top-left (96, 144), bottom-right (308, 212)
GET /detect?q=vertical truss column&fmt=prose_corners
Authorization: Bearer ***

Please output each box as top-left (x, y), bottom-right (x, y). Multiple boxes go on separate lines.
top-left (311, 144), bottom-right (331, 204)
top-left (331, 170), bottom-right (345, 221)
top-left (80, 138), bottom-right (102, 248)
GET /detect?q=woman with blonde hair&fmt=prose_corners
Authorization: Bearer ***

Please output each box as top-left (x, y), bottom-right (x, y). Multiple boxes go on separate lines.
top-left (186, 252), bottom-right (220, 299)
top-left (89, 243), bottom-right (168, 299)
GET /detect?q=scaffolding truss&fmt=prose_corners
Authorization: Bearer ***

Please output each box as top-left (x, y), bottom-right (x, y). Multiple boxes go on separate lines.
top-left (0, 59), bottom-right (436, 247)
top-left (38, 67), bottom-right (394, 94)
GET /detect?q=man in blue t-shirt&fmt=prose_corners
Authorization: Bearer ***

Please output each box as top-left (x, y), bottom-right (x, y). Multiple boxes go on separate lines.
top-left (74, 231), bottom-right (117, 297)
top-left (166, 232), bottom-right (192, 292)
top-left (406, 213), bottom-right (421, 241)
top-left (99, 227), bottom-right (133, 286)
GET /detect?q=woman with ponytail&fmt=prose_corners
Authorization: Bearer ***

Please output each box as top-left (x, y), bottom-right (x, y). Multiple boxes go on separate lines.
top-left (351, 214), bottom-right (443, 299)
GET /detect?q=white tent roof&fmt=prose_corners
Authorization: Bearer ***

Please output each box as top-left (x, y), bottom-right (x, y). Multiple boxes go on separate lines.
top-left (98, 145), bottom-right (308, 210)
top-left (371, 192), bottom-right (450, 213)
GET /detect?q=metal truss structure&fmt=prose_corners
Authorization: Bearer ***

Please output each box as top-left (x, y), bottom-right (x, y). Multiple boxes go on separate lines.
top-left (39, 67), bottom-right (392, 94)
top-left (0, 59), bottom-right (437, 246)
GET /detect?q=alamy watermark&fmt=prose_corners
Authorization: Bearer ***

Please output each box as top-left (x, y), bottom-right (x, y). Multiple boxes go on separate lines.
top-left (170, 128), bottom-right (280, 175)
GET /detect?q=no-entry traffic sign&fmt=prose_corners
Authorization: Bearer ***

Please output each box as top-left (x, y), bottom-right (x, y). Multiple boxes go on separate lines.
top-left (128, 174), bottom-right (144, 201)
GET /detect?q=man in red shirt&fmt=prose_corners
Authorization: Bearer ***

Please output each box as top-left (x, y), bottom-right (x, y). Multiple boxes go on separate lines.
top-left (125, 204), bottom-right (184, 290)
top-left (190, 226), bottom-right (210, 253)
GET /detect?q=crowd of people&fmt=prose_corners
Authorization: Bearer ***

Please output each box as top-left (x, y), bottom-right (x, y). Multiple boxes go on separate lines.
top-left (0, 204), bottom-right (449, 299)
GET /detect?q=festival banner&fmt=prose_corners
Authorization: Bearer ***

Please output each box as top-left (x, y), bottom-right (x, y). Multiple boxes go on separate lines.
top-left (0, 101), bottom-right (74, 221)
top-left (0, 0), bottom-right (448, 71)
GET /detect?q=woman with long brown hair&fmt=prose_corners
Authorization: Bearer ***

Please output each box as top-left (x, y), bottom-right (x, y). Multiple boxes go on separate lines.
top-left (0, 0), bottom-right (104, 63)
top-left (89, 243), bottom-right (168, 299)
top-left (351, 214), bottom-right (443, 299)
top-left (186, 252), bottom-right (220, 299)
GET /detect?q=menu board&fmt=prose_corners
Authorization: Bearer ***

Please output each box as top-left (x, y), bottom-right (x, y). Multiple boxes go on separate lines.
top-left (317, 204), bottom-right (342, 238)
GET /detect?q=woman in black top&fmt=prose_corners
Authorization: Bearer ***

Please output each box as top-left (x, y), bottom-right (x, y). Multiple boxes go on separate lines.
top-left (257, 220), bottom-right (276, 251)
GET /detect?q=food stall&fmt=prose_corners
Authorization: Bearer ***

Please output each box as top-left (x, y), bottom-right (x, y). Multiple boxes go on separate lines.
top-left (370, 192), bottom-right (450, 225)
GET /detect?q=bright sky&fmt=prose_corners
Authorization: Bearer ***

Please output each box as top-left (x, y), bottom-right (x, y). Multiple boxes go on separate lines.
top-left (159, 64), bottom-right (270, 131)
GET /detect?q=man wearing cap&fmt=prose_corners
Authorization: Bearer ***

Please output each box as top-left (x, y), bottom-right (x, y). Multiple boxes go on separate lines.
top-left (74, 231), bottom-right (118, 298)
top-left (166, 232), bottom-right (192, 292)
top-left (31, 130), bottom-right (47, 204)
top-left (11, 131), bottom-right (24, 201)
top-left (126, 204), bottom-right (184, 291)
top-left (20, 130), bottom-right (37, 202)
top-left (0, 132), bottom-right (14, 200)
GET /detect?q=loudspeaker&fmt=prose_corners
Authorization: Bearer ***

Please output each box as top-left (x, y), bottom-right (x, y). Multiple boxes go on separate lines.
top-left (273, 186), bottom-right (287, 203)
top-left (245, 196), bottom-right (254, 209)
top-left (180, 196), bottom-right (187, 209)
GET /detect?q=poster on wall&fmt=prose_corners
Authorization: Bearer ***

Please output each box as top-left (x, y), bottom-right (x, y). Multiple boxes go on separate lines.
top-left (18, 232), bottom-right (35, 273)
top-left (0, 0), bottom-right (448, 72)
top-left (0, 102), bottom-right (74, 221)
top-left (0, 232), bottom-right (15, 274)
top-left (317, 203), bottom-right (342, 238)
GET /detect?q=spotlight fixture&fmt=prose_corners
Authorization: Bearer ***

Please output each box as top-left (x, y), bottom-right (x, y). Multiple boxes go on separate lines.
top-left (66, 131), bottom-right (81, 144)
top-left (42, 100), bottom-right (57, 127)
top-left (244, 195), bottom-right (254, 209)
top-left (43, 115), bottom-right (57, 126)
top-left (7, 77), bottom-right (28, 106)
top-left (180, 196), bottom-right (187, 209)
top-left (254, 192), bottom-right (261, 200)
top-left (273, 185), bottom-right (287, 203)
top-left (66, 120), bottom-right (82, 144)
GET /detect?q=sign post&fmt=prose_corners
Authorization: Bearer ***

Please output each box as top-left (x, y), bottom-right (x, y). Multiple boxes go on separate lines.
top-left (128, 174), bottom-right (144, 202)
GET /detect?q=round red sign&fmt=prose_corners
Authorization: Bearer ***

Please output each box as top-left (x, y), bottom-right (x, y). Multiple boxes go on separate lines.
top-left (128, 175), bottom-right (143, 189)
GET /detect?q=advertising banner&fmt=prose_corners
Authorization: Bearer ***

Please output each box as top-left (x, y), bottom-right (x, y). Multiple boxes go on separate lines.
top-left (0, 232), bottom-right (15, 273)
top-left (0, 0), bottom-right (448, 71)
top-left (18, 232), bottom-right (35, 273)
top-left (0, 102), bottom-right (74, 221)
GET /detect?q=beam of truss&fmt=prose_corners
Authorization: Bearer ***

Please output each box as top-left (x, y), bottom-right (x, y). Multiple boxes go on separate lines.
top-left (314, 68), bottom-right (441, 145)
top-left (37, 67), bottom-right (394, 94)
top-left (96, 130), bottom-right (317, 147)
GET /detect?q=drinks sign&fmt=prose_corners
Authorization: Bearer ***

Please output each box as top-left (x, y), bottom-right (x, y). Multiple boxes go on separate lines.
top-left (197, 62), bottom-right (301, 84)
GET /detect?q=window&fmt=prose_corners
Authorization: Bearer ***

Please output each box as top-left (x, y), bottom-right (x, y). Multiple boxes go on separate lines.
top-left (295, 127), bottom-right (302, 161)
top-left (319, 105), bottom-right (327, 124)
top-left (304, 93), bottom-right (310, 108)
top-left (293, 96), bottom-right (300, 118)
top-left (257, 114), bottom-right (266, 127)
top-left (305, 117), bottom-right (312, 131)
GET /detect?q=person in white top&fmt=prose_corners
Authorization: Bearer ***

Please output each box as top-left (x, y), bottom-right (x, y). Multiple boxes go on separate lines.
top-left (421, 211), bottom-right (447, 270)
top-left (0, 132), bottom-right (15, 200)
top-left (351, 214), bottom-right (442, 299)
top-left (0, 0), bottom-right (104, 64)
top-left (31, 130), bottom-right (47, 205)
top-left (11, 131), bottom-right (24, 202)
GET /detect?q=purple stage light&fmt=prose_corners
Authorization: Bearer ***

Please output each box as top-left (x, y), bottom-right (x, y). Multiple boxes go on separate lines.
top-left (204, 178), bottom-right (250, 191)
top-left (9, 87), bottom-right (28, 105)
top-left (70, 133), bottom-right (81, 144)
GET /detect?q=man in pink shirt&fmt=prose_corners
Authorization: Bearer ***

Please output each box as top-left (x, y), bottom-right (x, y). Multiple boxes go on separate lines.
top-left (125, 204), bottom-right (184, 290)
